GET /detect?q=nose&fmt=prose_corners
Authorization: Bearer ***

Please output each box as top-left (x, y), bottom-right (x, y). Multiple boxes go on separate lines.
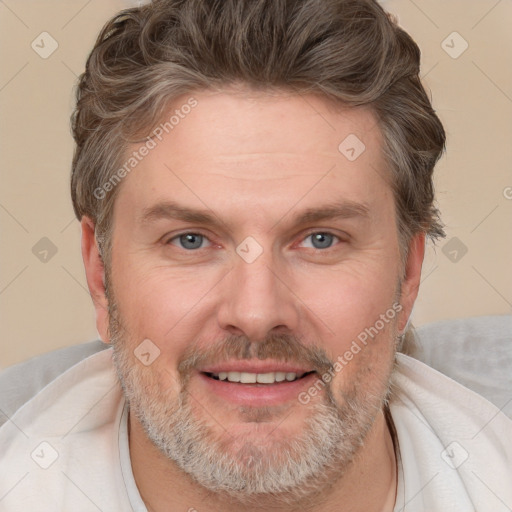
top-left (216, 251), bottom-right (300, 342)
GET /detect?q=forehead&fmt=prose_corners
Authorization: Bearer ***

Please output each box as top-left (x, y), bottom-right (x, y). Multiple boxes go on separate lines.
top-left (114, 88), bottom-right (392, 226)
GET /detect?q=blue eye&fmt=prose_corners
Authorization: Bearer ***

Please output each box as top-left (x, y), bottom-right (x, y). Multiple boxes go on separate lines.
top-left (170, 233), bottom-right (208, 250)
top-left (302, 232), bottom-right (338, 249)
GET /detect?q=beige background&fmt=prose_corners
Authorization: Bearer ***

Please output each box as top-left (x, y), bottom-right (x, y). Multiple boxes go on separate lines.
top-left (1, 0), bottom-right (511, 368)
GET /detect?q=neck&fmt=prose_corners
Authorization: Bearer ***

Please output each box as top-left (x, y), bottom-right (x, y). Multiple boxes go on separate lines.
top-left (129, 408), bottom-right (397, 512)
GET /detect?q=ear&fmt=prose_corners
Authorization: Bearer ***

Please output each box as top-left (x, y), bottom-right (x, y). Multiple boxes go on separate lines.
top-left (397, 232), bottom-right (425, 333)
top-left (81, 216), bottom-right (110, 344)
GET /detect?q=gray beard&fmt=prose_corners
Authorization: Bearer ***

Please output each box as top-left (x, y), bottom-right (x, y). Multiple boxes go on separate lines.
top-left (113, 356), bottom-right (392, 504)
top-left (108, 301), bottom-right (395, 504)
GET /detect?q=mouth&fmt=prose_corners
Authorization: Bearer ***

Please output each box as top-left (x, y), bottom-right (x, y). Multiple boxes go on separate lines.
top-left (196, 363), bottom-right (319, 407)
top-left (204, 370), bottom-right (315, 384)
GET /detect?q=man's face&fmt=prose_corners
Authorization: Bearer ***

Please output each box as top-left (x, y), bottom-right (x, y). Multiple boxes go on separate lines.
top-left (98, 89), bottom-right (418, 498)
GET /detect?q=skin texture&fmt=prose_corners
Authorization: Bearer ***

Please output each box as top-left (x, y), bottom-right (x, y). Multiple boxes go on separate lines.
top-left (81, 88), bottom-right (425, 511)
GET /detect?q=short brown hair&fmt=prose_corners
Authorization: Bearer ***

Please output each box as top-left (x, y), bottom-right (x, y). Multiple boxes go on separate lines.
top-left (71, 0), bottom-right (446, 267)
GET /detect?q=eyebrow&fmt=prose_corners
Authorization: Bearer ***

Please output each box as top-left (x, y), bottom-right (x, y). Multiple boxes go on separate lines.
top-left (291, 202), bottom-right (370, 226)
top-left (138, 202), bottom-right (221, 227)
top-left (138, 200), bottom-right (370, 230)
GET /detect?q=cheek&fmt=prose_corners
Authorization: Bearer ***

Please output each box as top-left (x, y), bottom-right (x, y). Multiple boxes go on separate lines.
top-left (110, 259), bottom-right (224, 348)
top-left (295, 259), bottom-right (399, 345)
top-left (326, 317), bottom-right (398, 404)
top-left (293, 256), bottom-right (400, 391)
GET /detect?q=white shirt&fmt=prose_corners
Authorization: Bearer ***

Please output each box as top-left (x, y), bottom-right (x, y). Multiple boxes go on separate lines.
top-left (0, 348), bottom-right (511, 511)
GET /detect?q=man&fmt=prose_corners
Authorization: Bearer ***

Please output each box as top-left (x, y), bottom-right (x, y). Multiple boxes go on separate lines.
top-left (0, 0), bottom-right (510, 510)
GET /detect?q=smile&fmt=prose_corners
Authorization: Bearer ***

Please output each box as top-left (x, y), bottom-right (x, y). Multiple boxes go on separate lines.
top-left (205, 371), bottom-right (314, 384)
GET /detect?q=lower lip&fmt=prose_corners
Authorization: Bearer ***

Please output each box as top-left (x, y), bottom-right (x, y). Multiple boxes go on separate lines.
top-left (197, 372), bottom-right (319, 407)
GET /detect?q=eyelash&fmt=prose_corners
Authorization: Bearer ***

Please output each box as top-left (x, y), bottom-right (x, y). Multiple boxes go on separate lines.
top-left (165, 230), bottom-right (345, 251)
top-left (166, 232), bottom-right (213, 250)
top-left (298, 231), bottom-right (342, 250)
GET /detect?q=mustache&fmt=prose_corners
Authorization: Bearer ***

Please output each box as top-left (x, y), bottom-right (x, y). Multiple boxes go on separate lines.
top-left (177, 333), bottom-right (334, 380)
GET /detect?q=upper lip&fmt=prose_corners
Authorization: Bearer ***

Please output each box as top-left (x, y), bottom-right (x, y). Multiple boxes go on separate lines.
top-left (199, 360), bottom-right (314, 375)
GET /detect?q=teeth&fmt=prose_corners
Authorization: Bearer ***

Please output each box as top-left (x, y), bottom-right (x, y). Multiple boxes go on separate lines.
top-left (240, 372), bottom-right (257, 384)
top-left (227, 371), bottom-right (241, 382)
top-left (275, 372), bottom-right (286, 382)
top-left (213, 371), bottom-right (302, 384)
top-left (256, 373), bottom-right (275, 384)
